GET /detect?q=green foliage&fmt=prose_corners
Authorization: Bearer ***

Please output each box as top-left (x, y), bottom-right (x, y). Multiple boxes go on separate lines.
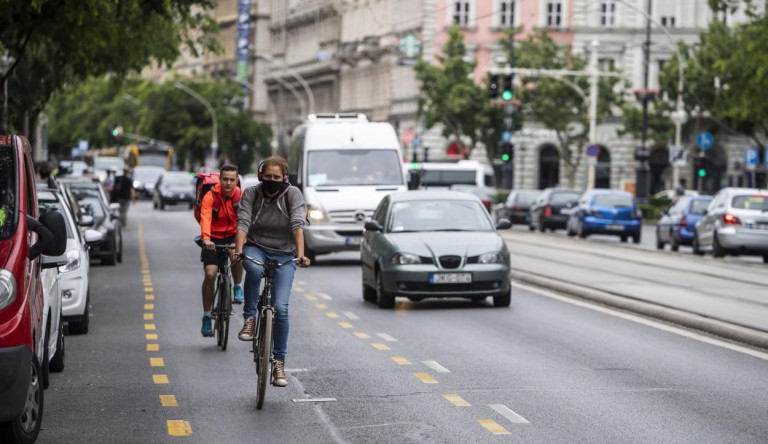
top-left (618, 102), bottom-right (675, 148)
top-left (46, 77), bottom-right (271, 171)
top-left (494, 189), bottom-right (511, 205)
top-left (0, 0), bottom-right (219, 132)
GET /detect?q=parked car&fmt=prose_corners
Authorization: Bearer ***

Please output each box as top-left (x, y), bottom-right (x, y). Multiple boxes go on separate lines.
top-left (497, 189), bottom-right (540, 226)
top-left (654, 189), bottom-right (699, 200)
top-left (153, 172), bottom-right (195, 210)
top-left (57, 160), bottom-right (89, 177)
top-left (656, 195), bottom-right (713, 251)
top-left (132, 166), bottom-right (165, 199)
top-left (240, 174), bottom-right (260, 190)
top-left (1, 135), bottom-right (66, 444)
top-left (360, 191), bottom-right (512, 308)
top-left (450, 185), bottom-right (496, 215)
top-left (529, 188), bottom-right (581, 232)
top-left (37, 187), bottom-right (102, 335)
top-left (57, 177), bottom-right (111, 210)
top-left (64, 185), bottom-right (123, 265)
top-left (92, 156), bottom-right (125, 183)
top-left (566, 190), bottom-right (642, 243)
top-left (693, 188), bottom-right (768, 262)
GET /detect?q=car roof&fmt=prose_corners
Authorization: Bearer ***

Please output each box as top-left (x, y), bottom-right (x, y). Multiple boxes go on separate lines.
top-left (590, 189), bottom-right (633, 196)
top-left (388, 190), bottom-right (481, 202)
top-left (719, 187), bottom-right (768, 195)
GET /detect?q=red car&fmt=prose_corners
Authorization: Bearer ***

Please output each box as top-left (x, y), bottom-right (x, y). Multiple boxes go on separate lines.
top-left (0, 135), bottom-right (65, 443)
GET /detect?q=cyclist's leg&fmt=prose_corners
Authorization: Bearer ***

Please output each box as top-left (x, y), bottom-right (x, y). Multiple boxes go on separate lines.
top-left (239, 244), bottom-right (266, 340)
top-left (202, 264), bottom-right (218, 313)
top-left (269, 252), bottom-right (297, 362)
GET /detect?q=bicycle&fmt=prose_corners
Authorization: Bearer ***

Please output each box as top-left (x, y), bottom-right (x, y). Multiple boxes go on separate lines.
top-left (237, 253), bottom-right (300, 409)
top-left (195, 236), bottom-right (234, 351)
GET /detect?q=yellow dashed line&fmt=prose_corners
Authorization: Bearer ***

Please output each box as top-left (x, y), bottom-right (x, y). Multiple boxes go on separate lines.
top-left (144, 304), bottom-right (154, 310)
top-left (147, 344), bottom-right (160, 351)
top-left (150, 358), bottom-right (164, 367)
top-left (325, 312), bottom-right (339, 319)
top-left (144, 324), bottom-right (156, 331)
top-left (145, 295), bottom-right (155, 301)
top-left (338, 322), bottom-right (353, 329)
top-left (443, 394), bottom-right (470, 406)
top-left (144, 313), bottom-right (154, 320)
top-left (144, 287), bottom-right (154, 293)
top-left (304, 294), bottom-right (317, 301)
top-left (153, 375), bottom-right (169, 384)
top-left (391, 356), bottom-right (411, 365)
top-left (146, 333), bottom-right (158, 340)
top-left (315, 303), bottom-right (327, 309)
top-left (371, 343), bottom-right (390, 351)
top-left (167, 420), bottom-right (193, 436)
top-left (353, 332), bottom-right (370, 339)
top-left (160, 395), bottom-right (178, 407)
top-left (141, 269), bottom-right (150, 274)
top-left (478, 419), bottom-right (510, 435)
top-left (413, 373), bottom-right (437, 384)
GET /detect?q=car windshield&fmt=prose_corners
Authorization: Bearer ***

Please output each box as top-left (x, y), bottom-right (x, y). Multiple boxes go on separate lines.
top-left (70, 189), bottom-right (105, 218)
top-left (551, 191), bottom-right (581, 205)
top-left (593, 194), bottom-right (634, 208)
top-left (689, 199), bottom-right (711, 215)
top-left (307, 149), bottom-right (403, 186)
top-left (420, 169), bottom-right (476, 187)
top-left (162, 175), bottom-right (193, 186)
top-left (388, 200), bottom-right (493, 232)
top-left (731, 194), bottom-right (768, 211)
top-left (134, 168), bottom-right (164, 182)
top-left (94, 158), bottom-right (124, 171)
top-left (38, 198), bottom-right (74, 239)
top-left (515, 191), bottom-right (539, 206)
top-left (0, 147), bottom-right (16, 240)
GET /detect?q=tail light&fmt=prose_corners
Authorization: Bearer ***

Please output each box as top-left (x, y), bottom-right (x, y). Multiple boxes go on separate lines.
top-left (482, 200), bottom-right (492, 211)
top-left (680, 214), bottom-right (687, 228)
top-left (722, 214), bottom-right (741, 226)
top-left (509, 205), bottom-right (524, 211)
top-left (587, 208), bottom-right (599, 216)
top-left (544, 205), bottom-right (552, 217)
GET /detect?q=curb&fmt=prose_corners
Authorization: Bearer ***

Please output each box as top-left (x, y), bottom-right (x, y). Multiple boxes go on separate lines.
top-left (510, 269), bottom-right (768, 351)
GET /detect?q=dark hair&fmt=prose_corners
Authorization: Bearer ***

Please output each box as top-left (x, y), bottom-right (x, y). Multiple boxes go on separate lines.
top-left (220, 164), bottom-right (238, 175)
top-left (261, 156), bottom-right (288, 176)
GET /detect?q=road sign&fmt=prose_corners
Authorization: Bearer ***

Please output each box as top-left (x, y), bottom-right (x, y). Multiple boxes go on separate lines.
top-left (745, 148), bottom-right (759, 171)
top-left (411, 137), bottom-right (421, 148)
top-left (696, 131), bottom-right (713, 150)
top-left (399, 34), bottom-right (421, 58)
top-left (400, 128), bottom-right (415, 145)
top-left (670, 145), bottom-right (687, 167)
top-left (585, 144), bottom-right (600, 157)
top-left (78, 139), bottom-right (89, 152)
top-left (502, 131), bottom-right (511, 142)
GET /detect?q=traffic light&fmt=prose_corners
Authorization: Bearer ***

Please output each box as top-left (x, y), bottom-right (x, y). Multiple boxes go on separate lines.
top-left (693, 156), bottom-right (708, 178)
top-left (111, 125), bottom-right (123, 138)
top-left (501, 74), bottom-right (514, 101)
top-left (500, 142), bottom-right (514, 163)
top-left (488, 74), bottom-right (499, 99)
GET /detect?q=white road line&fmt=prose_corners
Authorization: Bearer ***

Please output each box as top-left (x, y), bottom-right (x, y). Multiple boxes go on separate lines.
top-left (318, 293), bottom-right (332, 300)
top-left (489, 404), bottom-right (530, 424)
top-left (513, 282), bottom-right (768, 361)
top-left (376, 333), bottom-right (397, 342)
top-left (295, 280), bottom-right (307, 286)
top-left (343, 312), bottom-right (360, 320)
top-left (292, 398), bottom-right (337, 403)
top-left (422, 360), bottom-right (450, 373)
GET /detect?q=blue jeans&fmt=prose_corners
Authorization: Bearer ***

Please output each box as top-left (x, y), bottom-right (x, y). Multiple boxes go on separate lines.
top-left (241, 244), bottom-right (296, 361)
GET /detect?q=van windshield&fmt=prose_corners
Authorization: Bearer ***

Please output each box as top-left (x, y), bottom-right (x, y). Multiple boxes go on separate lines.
top-left (0, 147), bottom-right (16, 240)
top-left (307, 150), bottom-right (403, 186)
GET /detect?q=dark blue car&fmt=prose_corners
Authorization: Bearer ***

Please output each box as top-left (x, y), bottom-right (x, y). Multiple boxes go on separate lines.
top-left (656, 195), bottom-right (713, 251)
top-left (566, 190), bottom-right (642, 243)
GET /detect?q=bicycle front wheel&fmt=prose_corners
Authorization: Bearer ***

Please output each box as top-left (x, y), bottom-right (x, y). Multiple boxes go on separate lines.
top-left (217, 277), bottom-right (231, 350)
top-left (256, 309), bottom-right (273, 410)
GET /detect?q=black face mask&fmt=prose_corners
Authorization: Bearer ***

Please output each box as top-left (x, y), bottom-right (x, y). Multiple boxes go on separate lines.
top-left (262, 180), bottom-right (288, 196)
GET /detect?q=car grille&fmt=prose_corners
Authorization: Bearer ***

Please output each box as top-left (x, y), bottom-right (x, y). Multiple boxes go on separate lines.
top-left (439, 255), bottom-right (461, 269)
top-left (397, 282), bottom-right (500, 292)
top-left (328, 209), bottom-right (374, 224)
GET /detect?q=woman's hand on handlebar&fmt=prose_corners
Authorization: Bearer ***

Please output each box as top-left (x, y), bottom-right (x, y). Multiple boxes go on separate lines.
top-left (204, 239), bottom-right (216, 251)
top-left (297, 256), bottom-right (311, 268)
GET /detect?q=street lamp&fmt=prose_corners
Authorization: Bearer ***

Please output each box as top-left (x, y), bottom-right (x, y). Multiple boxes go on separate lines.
top-left (0, 52), bottom-right (14, 132)
top-left (258, 54), bottom-right (315, 114)
top-left (174, 82), bottom-right (218, 170)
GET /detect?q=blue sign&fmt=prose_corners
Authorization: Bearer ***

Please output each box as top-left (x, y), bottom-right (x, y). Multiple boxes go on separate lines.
top-left (586, 144), bottom-right (600, 157)
top-left (78, 139), bottom-right (89, 151)
top-left (236, 0), bottom-right (251, 84)
top-left (696, 131), bottom-right (713, 150)
top-left (745, 148), bottom-right (759, 167)
top-left (502, 131), bottom-right (511, 142)
top-left (411, 137), bottom-right (421, 148)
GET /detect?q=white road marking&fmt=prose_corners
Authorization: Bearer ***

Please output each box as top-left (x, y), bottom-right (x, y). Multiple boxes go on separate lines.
top-left (295, 280), bottom-right (307, 286)
top-left (343, 311), bottom-right (360, 320)
top-left (489, 404), bottom-right (530, 424)
top-left (318, 293), bottom-right (332, 300)
top-left (422, 360), bottom-right (450, 373)
top-left (513, 282), bottom-right (768, 361)
top-left (285, 368), bottom-right (308, 372)
top-left (376, 333), bottom-right (397, 342)
top-left (292, 398), bottom-right (337, 403)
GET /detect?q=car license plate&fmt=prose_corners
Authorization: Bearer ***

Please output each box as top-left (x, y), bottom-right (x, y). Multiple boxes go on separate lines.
top-left (345, 237), bottom-right (362, 245)
top-left (430, 273), bottom-right (472, 284)
top-left (606, 224), bottom-right (624, 231)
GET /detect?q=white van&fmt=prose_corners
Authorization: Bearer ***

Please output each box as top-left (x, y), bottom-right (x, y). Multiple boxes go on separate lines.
top-left (288, 113), bottom-right (406, 260)
top-left (405, 160), bottom-right (495, 189)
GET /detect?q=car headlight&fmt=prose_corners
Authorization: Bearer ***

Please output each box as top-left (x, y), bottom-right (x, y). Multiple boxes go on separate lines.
top-left (61, 250), bottom-right (81, 273)
top-left (478, 252), bottom-right (504, 264)
top-left (390, 253), bottom-right (422, 265)
top-left (307, 205), bottom-right (328, 223)
top-left (133, 180), bottom-right (142, 188)
top-left (0, 269), bottom-right (17, 312)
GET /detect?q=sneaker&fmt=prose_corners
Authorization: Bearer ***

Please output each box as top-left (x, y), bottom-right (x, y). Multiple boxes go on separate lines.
top-left (238, 317), bottom-right (256, 341)
top-left (201, 315), bottom-right (213, 337)
top-left (233, 286), bottom-right (244, 304)
top-left (272, 360), bottom-right (288, 387)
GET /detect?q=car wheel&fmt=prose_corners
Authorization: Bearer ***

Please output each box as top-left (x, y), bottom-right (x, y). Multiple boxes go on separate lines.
top-left (49, 316), bottom-right (65, 373)
top-left (655, 228), bottom-right (664, 250)
top-left (0, 355), bottom-right (44, 443)
top-left (566, 220), bottom-right (575, 237)
top-left (153, 200), bottom-right (158, 209)
top-left (102, 240), bottom-right (117, 265)
top-left (362, 282), bottom-right (376, 303)
top-left (692, 234), bottom-right (704, 256)
top-left (68, 294), bottom-right (89, 335)
top-left (375, 270), bottom-right (395, 309)
top-left (670, 232), bottom-right (680, 252)
top-left (117, 234), bottom-right (123, 263)
top-left (493, 290), bottom-right (511, 307)
top-left (41, 321), bottom-right (50, 390)
top-left (620, 235), bottom-right (628, 243)
top-left (188, 202), bottom-right (194, 210)
top-left (632, 233), bottom-right (641, 244)
top-left (577, 219), bottom-right (588, 239)
top-left (538, 221), bottom-right (546, 232)
top-left (159, 200), bottom-right (165, 210)
top-left (528, 224), bottom-right (535, 231)
top-left (712, 232), bottom-right (726, 258)
top-left (763, 254), bottom-right (768, 264)
top-left (471, 296), bottom-right (487, 303)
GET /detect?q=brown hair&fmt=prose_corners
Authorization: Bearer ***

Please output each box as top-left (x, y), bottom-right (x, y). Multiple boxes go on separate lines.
top-left (261, 156), bottom-right (288, 176)
top-left (220, 164), bottom-right (238, 175)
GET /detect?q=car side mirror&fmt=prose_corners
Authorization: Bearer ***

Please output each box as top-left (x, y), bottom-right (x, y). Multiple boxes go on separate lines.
top-left (495, 218), bottom-right (512, 230)
top-left (78, 214), bottom-right (94, 227)
top-left (83, 229), bottom-right (103, 246)
top-left (29, 212), bottom-right (67, 260)
top-left (364, 220), bottom-right (383, 232)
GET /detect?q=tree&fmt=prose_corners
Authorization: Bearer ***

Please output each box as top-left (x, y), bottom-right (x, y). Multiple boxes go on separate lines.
top-left (510, 30), bottom-right (623, 188)
top-left (414, 27), bottom-right (490, 158)
top-left (0, 0), bottom-right (219, 133)
top-left (617, 102), bottom-right (675, 149)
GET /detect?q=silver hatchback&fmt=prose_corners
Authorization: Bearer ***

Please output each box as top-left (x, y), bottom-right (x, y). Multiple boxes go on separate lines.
top-left (693, 187), bottom-right (768, 263)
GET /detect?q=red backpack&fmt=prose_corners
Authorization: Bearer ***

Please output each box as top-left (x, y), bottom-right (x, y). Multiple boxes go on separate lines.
top-left (193, 172), bottom-right (242, 224)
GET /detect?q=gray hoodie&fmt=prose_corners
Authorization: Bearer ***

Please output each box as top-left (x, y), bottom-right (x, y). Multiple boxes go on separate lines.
top-left (237, 184), bottom-right (306, 255)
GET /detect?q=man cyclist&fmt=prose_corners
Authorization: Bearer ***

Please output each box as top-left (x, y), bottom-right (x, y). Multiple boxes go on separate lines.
top-left (200, 164), bottom-right (244, 337)
top-left (235, 156), bottom-right (310, 387)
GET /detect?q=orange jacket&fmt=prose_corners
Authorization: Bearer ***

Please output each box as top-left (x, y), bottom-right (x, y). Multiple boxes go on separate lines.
top-left (201, 183), bottom-right (239, 241)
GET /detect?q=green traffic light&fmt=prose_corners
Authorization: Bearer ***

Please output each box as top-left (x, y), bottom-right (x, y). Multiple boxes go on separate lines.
top-left (698, 168), bottom-right (706, 178)
top-left (501, 90), bottom-right (513, 101)
top-left (501, 153), bottom-right (510, 162)
top-left (411, 162), bottom-right (419, 170)
top-left (112, 129), bottom-right (119, 136)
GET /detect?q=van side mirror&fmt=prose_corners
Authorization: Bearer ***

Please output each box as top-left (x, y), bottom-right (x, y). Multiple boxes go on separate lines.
top-left (364, 220), bottom-right (383, 232)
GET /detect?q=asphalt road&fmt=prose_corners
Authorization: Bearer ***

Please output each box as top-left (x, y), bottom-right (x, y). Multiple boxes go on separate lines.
top-left (39, 202), bottom-right (768, 443)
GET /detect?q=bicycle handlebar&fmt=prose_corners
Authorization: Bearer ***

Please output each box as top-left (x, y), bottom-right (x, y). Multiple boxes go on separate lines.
top-left (194, 236), bottom-right (234, 251)
top-left (238, 254), bottom-right (300, 269)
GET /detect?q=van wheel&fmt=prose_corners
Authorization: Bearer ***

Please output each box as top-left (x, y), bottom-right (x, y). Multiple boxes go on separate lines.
top-left (49, 317), bottom-right (65, 373)
top-left (0, 356), bottom-right (44, 443)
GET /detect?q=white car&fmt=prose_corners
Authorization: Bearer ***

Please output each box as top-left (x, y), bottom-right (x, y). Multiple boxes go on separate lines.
top-left (38, 257), bottom-right (63, 387)
top-left (37, 188), bottom-right (102, 335)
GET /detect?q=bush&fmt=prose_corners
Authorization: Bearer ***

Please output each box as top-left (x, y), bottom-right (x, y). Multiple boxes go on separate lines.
top-left (494, 189), bottom-right (511, 205)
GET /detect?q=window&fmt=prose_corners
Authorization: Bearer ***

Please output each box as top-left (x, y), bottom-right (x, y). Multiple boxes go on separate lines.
top-left (660, 16), bottom-right (676, 27)
top-left (657, 59), bottom-right (668, 74)
top-left (547, 2), bottom-right (562, 27)
top-left (500, 1), bottom-right (515, 27)
top-left (598, 58), bottom-right (615, 71)
top-left (452, 1), bottom-right (470, 26)
top-left (600, 1), bottom-right (617, 27)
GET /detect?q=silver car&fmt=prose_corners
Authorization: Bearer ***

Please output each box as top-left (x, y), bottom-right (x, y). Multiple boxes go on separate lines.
top-left (693, 187), bottom-right (768, 263)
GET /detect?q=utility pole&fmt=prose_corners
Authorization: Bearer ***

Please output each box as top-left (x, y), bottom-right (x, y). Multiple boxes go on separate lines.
top-left (635, 0), bottom-right (653, 202)
top-left (502, 31), bottom-right (515, 190)
top-left (587, 40), bottom-right (599, 190)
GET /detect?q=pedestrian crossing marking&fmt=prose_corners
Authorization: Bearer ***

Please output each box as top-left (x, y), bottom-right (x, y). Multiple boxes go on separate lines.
top-left (317, 293), bottom-right (332, 300)
top-left (478, 419), bottom-right (510, 435)
top-left (489, 404), bottom-right (530, 424)
top-left (167, 420), bottom-right (193, 436)
top-left (376, 333), bottom-right (397, 342)
top-left (144, 323), bottom-right (156, 330)
top-left (153, 375), bottom-right (169, 384)
top-left (315, 303), bottom-right (327, 309)
top-left (144, 304), bottom-right (154, 310)
top-left (353, 332), bottom-right (370, 339)
top-left (160, 395), bottom-right (178, 407)
top-left (304, 294), bottom-right (317, 301)
top-left (144, 313), bottom-right (154, 320)
top-left (391, 356), bottom-right (411, 365)
top-left (325, 312), bottom-right (339, 319)
top-left (413, 373), bottom-right (438, 384)
top-left (146, 334), bottom-right (158, 340)
top-left (343, 311), bottom-right (360, 320)
top-left (338, 322), bottom-right (353, 329)
top-left (150, 358), bottom-right (164, 367)
top-left (145, 295), bottom-right (155, 301)
top-left (147, 344), bottom-right (159, 351)
top-left (443, 394), bottom-right (470, 406)
top-left (371, 343), bottom-right (390, 351)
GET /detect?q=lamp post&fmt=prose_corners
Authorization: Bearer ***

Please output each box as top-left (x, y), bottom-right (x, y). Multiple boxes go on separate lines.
top-left (0, 52), bottom-right (14, 133)
top-left (174, 82), bottom-right (218, 170)
top-left (258, 54), bottom-right (315, 114)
